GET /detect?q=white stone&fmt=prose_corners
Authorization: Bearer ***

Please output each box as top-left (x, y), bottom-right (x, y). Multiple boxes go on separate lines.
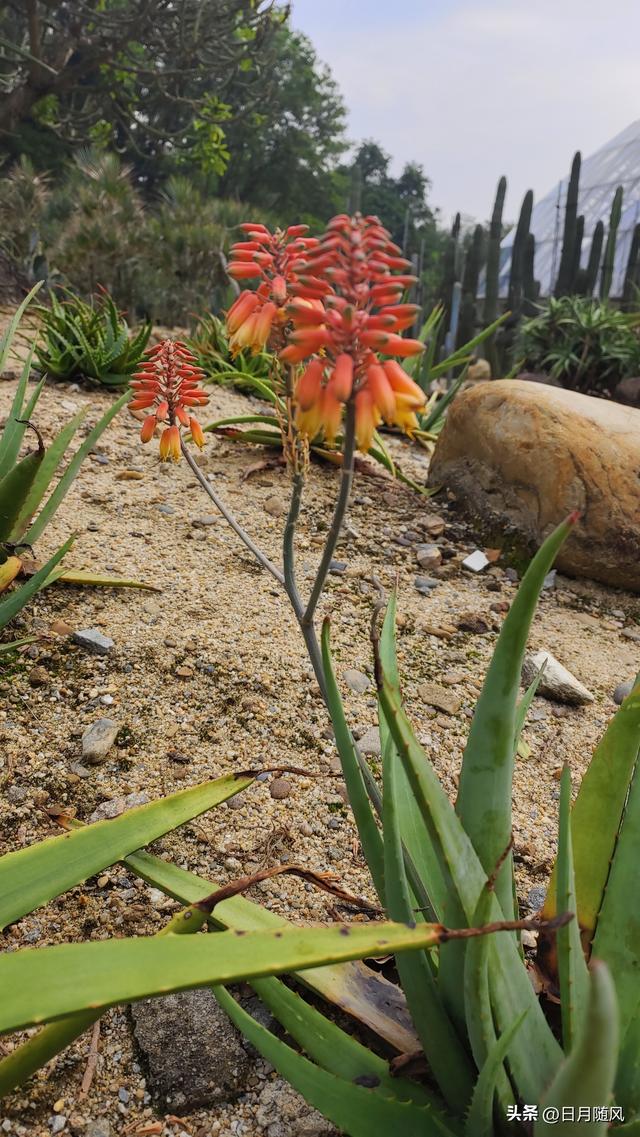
top-left (462, 550), bottom-right (490, 572)
top-left (521, 651), bottom-right (594, 706)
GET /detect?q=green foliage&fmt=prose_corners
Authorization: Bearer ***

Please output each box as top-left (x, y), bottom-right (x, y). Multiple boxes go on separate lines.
top-left (0, 286), bottom-right (133, 632)
top-left (188, 313), bottom-right (274, 391)
top-left (141, 181), bottom-right (250, 324)
top-left (34, 287), bottom-right (150, 387)
top-left (0, 155), bottom-right (50, 277)
top-left (516, 294), bottom-right (640, 395)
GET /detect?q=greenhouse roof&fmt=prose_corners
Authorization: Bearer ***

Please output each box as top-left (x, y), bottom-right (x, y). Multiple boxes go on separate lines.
top-left (500, 119), bottom-right (640, 298)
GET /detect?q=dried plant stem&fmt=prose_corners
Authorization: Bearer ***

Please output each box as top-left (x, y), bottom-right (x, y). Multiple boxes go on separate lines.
top-left (180, 439), bottom-right (284, 586)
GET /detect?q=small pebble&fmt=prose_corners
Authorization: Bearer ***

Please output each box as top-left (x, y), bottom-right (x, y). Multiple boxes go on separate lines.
top-left (192, 515), bottom-right (218, 528)
top-left (117, 1088), bottom-right (130, 1104)
top-left (613, 680), bottom-right (635, 705)
top-left (158, 503), bottom-right (175, 515)
top-left (50, 619), bottom-right (73, 636)
top-left (175, 665), bottom-right (194, 678)
top-left (462, 549), bottom-right (489, 573)
top-left (72, 628), bottom-right (115, 655)
top-left (343, 669), bottom-right (370, 694)
top-left (416, 544), bottom-right (442, 570)
top-left (82, 718), bottom-right (120, 764)
top-left (329, 560), bottom-right (347, 574)
top-left (526, 886), bottom-right (546, 912)
top-left (418, 681), bottom-right (462, 716)
top-left (28, 665), bottom-right (49, 688)
top-left (414, 575), bottom-right (439, 595)
top-left (357, 726), bottom-right (381, 757)
top-left (264, 495), bottom-right (286, 517)
top-left (49, 1117), bottom-right (66, 1134)
top-left (270, 777), bottom-right (292, 800)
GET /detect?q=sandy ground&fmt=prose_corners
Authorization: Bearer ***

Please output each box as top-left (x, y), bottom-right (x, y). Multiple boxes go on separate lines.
top-left (0, 368), bottom-right (639, 1137)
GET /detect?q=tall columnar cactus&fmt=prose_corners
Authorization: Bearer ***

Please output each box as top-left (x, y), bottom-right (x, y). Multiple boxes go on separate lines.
top-left (622, 222), bottom-right (640, 308)
top-left (578, 220), bottom-right (604, 295)
top-left (569, 214), bottom-right (585, 291)
top-left (456, 223), bottom-right (485, 348)
top-left (438, 212), bottom-right (461, 321)
top-left (508, 189), bottom-right (534, 318)
top-left (522, 232), bottom-right (539, 317)
top-left (554, 151), bottom-right (581, 297)
top-left (482, 175), bottom-right (507, 374)
top-left (601, 185), bottom-right (624, 299)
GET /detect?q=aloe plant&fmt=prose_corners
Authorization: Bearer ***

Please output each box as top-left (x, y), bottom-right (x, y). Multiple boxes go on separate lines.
top-left (0, 286), bottom-right (149, 635)
top-left (34, 286), bottom-right (150, 387)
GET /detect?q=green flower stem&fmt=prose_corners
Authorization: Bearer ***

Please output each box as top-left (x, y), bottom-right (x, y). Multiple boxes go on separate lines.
top-left (302, 400), bottom-right (356, 628)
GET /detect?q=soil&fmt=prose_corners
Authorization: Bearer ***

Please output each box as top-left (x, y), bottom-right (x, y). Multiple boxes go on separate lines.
top-left (0, 366), bottom-right (639, 1137)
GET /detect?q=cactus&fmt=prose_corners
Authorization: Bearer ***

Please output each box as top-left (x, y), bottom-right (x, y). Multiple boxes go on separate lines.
top-left (600, 185), bottom-right (623, 299)
top-left (569, 213), bottom-right (584, 291)
top-left (554, 151), bottom-right (581, 296)
top-left (577, 220), bottom-right (604, 295)
top-left (438, 211), bottom-right (461, 318)
top-left (482, 175), bottom-right (507, 374)
top-left (507, 189), bottom-right (534, 327)
top-left (348, 162), bottom-right (362, 215)
top-left (522, 232), bottom-right (539, 316)
top-left (622, 223), bottom-right (640, 308)
top-left (456, 223), bottom-right (485, 348)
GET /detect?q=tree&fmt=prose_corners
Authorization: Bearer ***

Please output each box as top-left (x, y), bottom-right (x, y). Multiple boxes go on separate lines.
top-left (218, 27), bottom-right (348, 223)
top-left (0, 1), bottom-right (282, 172)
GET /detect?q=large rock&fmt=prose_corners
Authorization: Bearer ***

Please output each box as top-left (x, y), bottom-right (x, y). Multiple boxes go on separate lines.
top-left (429, 380), bottom-right (640, 591)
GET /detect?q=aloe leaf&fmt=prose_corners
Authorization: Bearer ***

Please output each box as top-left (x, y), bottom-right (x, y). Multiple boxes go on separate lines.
top-left (514, 660), bottom-right (546, 753)
top-left (0, 920), bottom-right (463, 1033)
top-left (43, 567), bottom-right (161, 592)
top-left (215, 986), bottom-right (458, 1137)
top-left (383, 714), bottom-right (475, 1114)
top-left (0, 537), bottom-right (72, 633)
top-left (535, 962), bottom-right (618, 1136)
top-left (371, 429), bottom-right (396, 476)
top-left (421, 368), bottom-right (466, 432)
top-left (0, 772), bottom-right (253, 929)
top-left (591, 739), bottom-right (640, 1106)
top-left (556, 766), bottom-right (589, 1052)
top-left (249, 978), bottom-right (438, 1108)
top-left (375, 638), bottom-right (563, 1101)
top-left (463, 886), bottom-right (515, 1112)
top-left (428, 313), bottom-right (509, 382)
top-left (26, 390), bottom-right (130, 544)
top-left (205, 414), bottom-right (280, 430)
top-left (378, 596), bottom-right (449, 921)
top-left (543, 679), bottom-right (640, 943)
top-left (0, 282), bottom-right (42, 380)
top-left (125, 849), bottom-right (420, 1055)
top-left (0, 635), bottom-right (37, 653)
top-left (465, 1013), bottom-right (527, 1137)
top-left (456, 514), bottom-right (576, 921)
top-left (321, 619), bottom-right (386, 904)
top-left (9, 411), bottom-right (86, 541)
top-left (0, 347), bottom-right (38, 479)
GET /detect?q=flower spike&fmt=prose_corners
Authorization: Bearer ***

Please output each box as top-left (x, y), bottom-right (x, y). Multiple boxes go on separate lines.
top-left (129, 340), bottom-right (209, 461)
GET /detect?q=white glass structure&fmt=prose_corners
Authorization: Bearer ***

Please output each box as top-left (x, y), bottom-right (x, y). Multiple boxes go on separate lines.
top-left (498, 120), bottom-right (640, 298)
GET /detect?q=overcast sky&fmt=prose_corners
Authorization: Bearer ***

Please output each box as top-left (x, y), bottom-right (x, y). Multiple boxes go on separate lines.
top-left (290, 0), bottom-right (640, 226)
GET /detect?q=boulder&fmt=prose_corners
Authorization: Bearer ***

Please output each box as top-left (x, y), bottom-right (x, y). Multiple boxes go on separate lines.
top-left (614, 376), bottom-right (640, 408)
top-left (428, 380), bottom-right (640, 592)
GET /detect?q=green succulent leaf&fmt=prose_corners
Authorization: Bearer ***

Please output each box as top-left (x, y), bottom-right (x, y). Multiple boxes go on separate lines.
top-left (0, 536), bottom-right (72, 633)
top-left (0, 772), bottom-right (254, 929)
top-left (214, 986), bottom-right (460, 1137)
top-left (1, 920), bottom-right (464, 1033)
top-left (456, 514), bottom-right (576, 921)
top-left (465, 1012), bottom-right (527, 1137)
top-left (535, 962), bottom-right (619, 1137)
top-left (556, 765), bottom-right (589, 1052)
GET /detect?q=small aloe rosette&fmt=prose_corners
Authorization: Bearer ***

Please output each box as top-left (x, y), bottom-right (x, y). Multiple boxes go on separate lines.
top-left (224, 213), bottom-right (427, 452)
top-left (129, 339), bottom-right (210, 461)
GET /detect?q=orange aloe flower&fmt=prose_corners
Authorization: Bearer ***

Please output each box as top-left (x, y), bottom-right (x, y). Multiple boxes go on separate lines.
top-left (225, 224), bottom-right (322, 356)
top-left (130, 340), bottom-right (209, 461)
top-left (280, 214), bottom-right (426, 450)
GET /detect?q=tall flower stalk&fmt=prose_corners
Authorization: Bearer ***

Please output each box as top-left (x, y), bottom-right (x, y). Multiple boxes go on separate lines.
top-left (138, 213), bottom-right (426, 799)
